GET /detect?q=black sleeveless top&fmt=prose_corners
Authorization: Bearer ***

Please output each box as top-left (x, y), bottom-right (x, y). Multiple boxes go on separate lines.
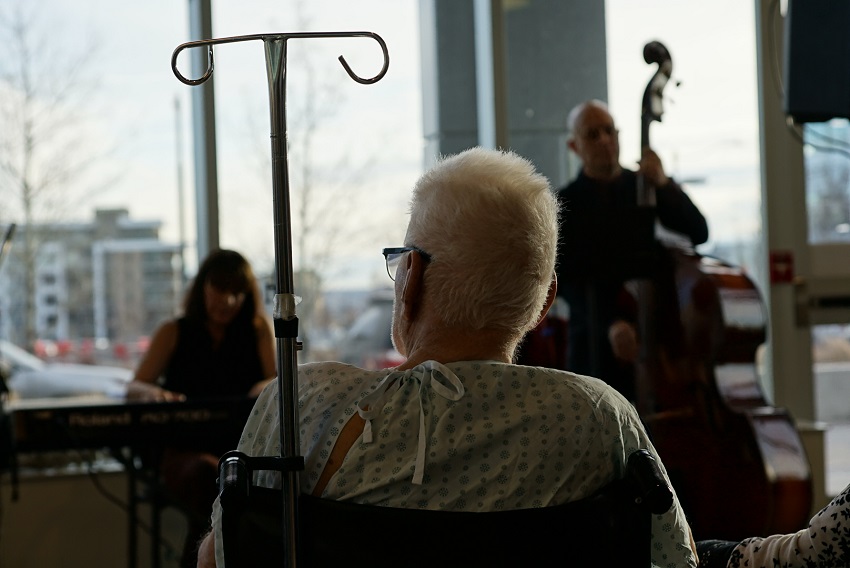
top-left (162, 316), bottom-right (264, 400)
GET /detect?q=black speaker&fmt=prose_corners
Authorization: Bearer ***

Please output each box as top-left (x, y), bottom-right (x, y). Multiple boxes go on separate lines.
top-left (784, 0), bottom-right (850, 123)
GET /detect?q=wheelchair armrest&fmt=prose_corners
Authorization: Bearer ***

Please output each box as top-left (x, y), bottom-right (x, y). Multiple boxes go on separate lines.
top-left (218, 452), bottom-right (251, 510)
top-left (217, 450), bottom-right (305, 568)
top-left (217, 449), bottom-right (305, 507)
top-left (626, 449), bottom-right (674, 514)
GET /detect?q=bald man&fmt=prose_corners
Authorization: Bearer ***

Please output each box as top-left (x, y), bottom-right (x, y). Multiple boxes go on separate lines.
top-left (556, 99), bottom-right (708, 399)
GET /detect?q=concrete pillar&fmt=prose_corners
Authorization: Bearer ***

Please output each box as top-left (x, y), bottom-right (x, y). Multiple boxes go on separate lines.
top-left (754, 0), bottom-right (815, 420)
top-left (419, 0), bottom-right (479, 165)
top-left (502, 1), bottom-right (607, 187)
top-left (755, 0), bottom-right (825, 513)
top-left (419, 0), bottom-right (607, 187)
top-left (188, 0), bottom-right (220, 260)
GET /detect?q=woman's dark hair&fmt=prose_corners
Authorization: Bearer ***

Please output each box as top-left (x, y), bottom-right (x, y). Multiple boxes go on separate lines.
top-left (183, 249), bottom-right (264, 328)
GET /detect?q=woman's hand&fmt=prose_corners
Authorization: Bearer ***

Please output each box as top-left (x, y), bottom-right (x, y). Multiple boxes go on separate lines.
top-left (608, 319), bottom-right (639, 363)
top-left (125, 380), bottom-right (186, 402)
top-left (128, 320), bottom-right (184, 402)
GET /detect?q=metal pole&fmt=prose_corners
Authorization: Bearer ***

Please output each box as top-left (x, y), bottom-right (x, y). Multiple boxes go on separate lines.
top-left (264, 37), bottom-right (301, 567)
top-left (174, 96), bottom-right (187, 282)
top-left (171, 32), bottom-right (388, 567)
top-left (473, 0), bottom-right (508, 150)
top-left (187, 0), bottom-right (220, 260)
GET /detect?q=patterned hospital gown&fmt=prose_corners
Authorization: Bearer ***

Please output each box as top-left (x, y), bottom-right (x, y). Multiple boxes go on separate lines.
top-left (728, 483), bottom-right (850, 567)
top-left (212, 360), bottom-right (697, 567)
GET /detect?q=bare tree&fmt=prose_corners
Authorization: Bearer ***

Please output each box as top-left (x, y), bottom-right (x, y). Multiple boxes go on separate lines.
top-left (806, 151), bottom-right (850, 242)
top-left (234, 4), bottom-right (393, 361)
top-left (285, 48), bottom-right (378, 361)
top-left (0, 3), bottom-right (106, 348)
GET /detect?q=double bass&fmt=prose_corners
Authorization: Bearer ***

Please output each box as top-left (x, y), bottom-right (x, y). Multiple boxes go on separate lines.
top-left (633, 41), bottom-right (812, 541)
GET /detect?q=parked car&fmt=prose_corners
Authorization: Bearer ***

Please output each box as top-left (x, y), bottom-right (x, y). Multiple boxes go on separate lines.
top-left (336, 291), bottom-right (404, 370)
top-left (334, 293), bottom-right (570, 371)
top-left (0, 340), bottom-right (133, 399)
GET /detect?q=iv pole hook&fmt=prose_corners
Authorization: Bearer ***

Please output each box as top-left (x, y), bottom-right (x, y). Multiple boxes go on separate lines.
top-left (171, 31), bottom-right (390, 86)
top-left (171, 30), bottom-right (389, 568)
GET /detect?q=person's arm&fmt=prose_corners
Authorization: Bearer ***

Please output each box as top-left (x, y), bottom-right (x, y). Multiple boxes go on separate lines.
top-left (247, 316), bottom-right (277, 398)
top-left (725, 483), bottom-right (850, 568)
top-left (125, 320), bottom-right (186, 402)
top-left (613, 396), bottom-right (699, 567)
top-left (639, 148), bottom-right (709, 245)
top-left (209, 380), bottom-right (281, 567)
top-left (655, 178), bottom-right (709, 245)
top-left (197, 531), bottom-right (216, 568)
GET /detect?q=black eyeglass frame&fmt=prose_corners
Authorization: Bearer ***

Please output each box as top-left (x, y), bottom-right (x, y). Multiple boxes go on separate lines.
top-left (578, 124), bottom-right (619, 143)
top-left (382, 246), bottom-right (432, 281)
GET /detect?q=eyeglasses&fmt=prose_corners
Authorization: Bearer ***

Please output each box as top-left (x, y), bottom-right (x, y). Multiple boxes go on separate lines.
top-left (382, 246), bottom-right (432, 281)
top-left (579, 124), bottom-right (619, 143)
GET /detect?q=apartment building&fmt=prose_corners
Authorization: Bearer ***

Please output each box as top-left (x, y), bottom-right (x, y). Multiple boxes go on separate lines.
top-left (0, 208), bottom-right (183, 350)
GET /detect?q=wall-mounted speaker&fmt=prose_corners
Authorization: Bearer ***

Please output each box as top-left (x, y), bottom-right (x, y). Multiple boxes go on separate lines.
top-left (784, 0), bottom-right (850, 123)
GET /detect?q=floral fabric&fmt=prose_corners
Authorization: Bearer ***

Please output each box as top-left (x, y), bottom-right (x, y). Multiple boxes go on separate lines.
top-left (728, 484), bottom-right (850, 568)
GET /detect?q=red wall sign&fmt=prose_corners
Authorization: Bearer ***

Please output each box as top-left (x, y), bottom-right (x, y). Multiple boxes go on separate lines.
top-left (769, 250), bottom-right (794, 284)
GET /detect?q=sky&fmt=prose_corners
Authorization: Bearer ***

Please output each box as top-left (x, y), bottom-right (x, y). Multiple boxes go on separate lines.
top-left (0, 0), bottom-right (768, 290)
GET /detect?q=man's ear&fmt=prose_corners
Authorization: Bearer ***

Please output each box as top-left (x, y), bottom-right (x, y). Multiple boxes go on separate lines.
top-left (400, 250), bottom-right (427, 321)
top-left (567, 137), bottom-right (577, 155)
top-left (533, 274), bottom-right (558, 328)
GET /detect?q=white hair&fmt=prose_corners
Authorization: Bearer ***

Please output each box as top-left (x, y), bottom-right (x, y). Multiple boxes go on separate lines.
top-left (405, 147), bottom-right (558, 335)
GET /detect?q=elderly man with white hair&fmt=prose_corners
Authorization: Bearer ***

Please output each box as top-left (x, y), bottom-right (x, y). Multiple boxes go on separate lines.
top-left (197, 147), bottom-right (697, 567)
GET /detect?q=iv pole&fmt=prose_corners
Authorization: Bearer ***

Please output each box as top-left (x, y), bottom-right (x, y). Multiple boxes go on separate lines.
top-left (171, 31), bottom-right (389, 567)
